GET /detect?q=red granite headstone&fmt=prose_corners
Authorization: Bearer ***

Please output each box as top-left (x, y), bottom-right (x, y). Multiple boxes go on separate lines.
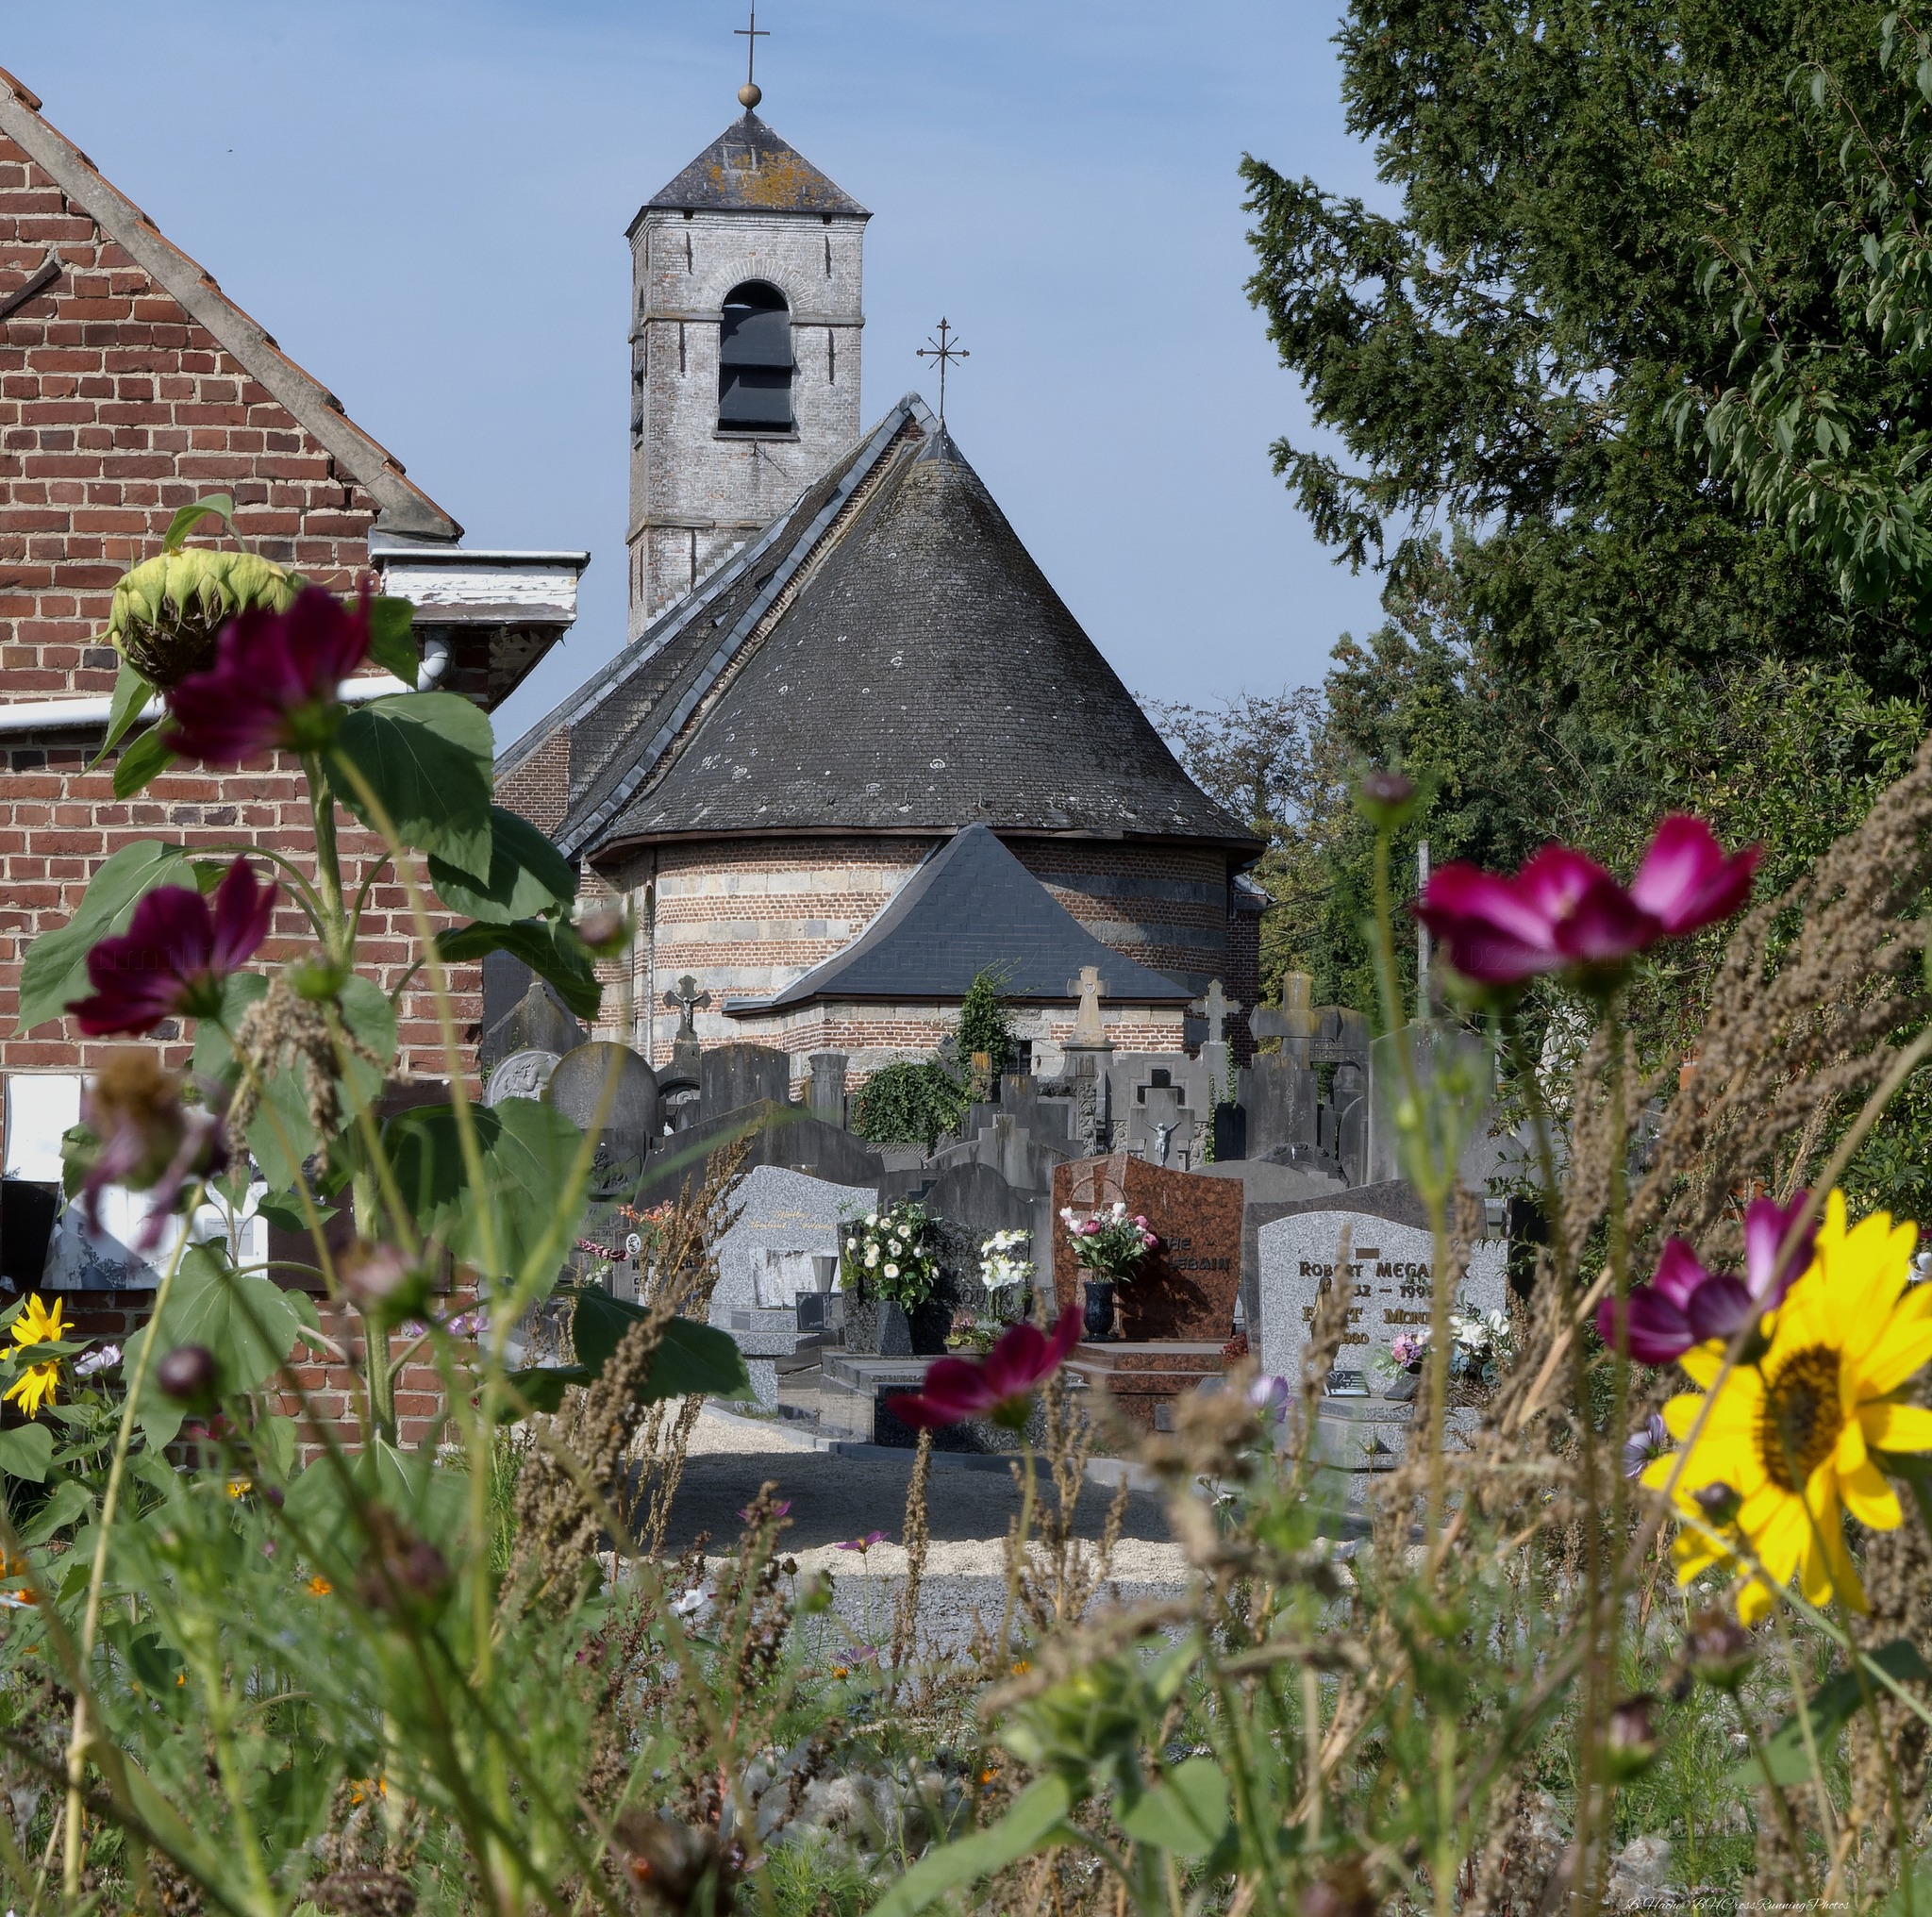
top-left (1051, 1152), bottom-right (1242, 1342)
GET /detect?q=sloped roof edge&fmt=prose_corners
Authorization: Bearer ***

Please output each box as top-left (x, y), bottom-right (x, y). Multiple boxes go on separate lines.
top-left (636, 110), bottom-right (869, 222)
top-left (726, 823), bottom-right (1194, 1016)
top-left (0, 67), bottom-right (460, 542)
top-left (535, 395), bottom-right (934, 858)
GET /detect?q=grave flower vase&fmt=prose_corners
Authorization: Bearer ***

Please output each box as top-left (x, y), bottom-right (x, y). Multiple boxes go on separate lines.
top-left (1081, 1277), bottom-right (1117, 1341)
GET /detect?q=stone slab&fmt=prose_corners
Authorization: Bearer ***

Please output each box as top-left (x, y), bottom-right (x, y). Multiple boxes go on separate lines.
top-left (708, 1165), bottom-right (876, 1332)
top-left (1257, 1209), bottom-right (1507, 1385)
top-left (1051, 1153), bottom-right (1241, 1343)
top-left (1068, 1341), bottom-right (1225, 1433)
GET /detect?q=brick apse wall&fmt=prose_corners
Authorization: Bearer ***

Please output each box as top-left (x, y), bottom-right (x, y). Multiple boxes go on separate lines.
top-left (0, 83), bottom-right (485, 1454)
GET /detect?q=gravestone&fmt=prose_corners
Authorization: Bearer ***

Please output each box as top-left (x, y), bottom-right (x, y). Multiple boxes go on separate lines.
top-left (660, 975), bottom-right (708, 1093)
top-left (701, 1042), bottom-right (793, 1116)
top-left (1125, 1069), bottom-right (1196, 1169)
top-left (479, 958), bottom-right (586, 1075)
top-left (485, 1048), bottom-right (560, 1107)
top-left (1256, 1208), bottom-right (1507, 1387)
top-left (1051, 1153), bottom-right (1241, 1342)
top-left (545, 1043), bottom-right (659, 1192)
top-left (710, 1165), bottom-right (876, 1410)
top-left (808, 1052), bottom-right (847, 1125)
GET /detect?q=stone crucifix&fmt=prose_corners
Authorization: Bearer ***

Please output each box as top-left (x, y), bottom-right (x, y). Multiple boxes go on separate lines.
top-left (1189, 978), bottom-right (1240, 1047)
top-left (663, 974), bottom-right (712, 1042)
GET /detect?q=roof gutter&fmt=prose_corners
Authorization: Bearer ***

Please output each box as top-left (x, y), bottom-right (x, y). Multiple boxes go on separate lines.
top-left (0, 669), bottom-right (425, 737)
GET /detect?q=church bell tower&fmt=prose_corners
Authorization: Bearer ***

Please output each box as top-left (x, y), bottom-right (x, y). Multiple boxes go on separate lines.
top-left (625, 72), bottom-right (869, 634)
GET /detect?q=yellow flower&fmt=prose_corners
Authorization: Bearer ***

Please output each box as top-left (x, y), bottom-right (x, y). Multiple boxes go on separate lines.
top-left (306, 1575), bottom-right (332, 1596)
top-left (1645, 1191), bottom-right (1932, 1622)
top-left (3, 1295), bottom-right (66, 1420)
top-left (225, 1477), bottom-right (252, 1500)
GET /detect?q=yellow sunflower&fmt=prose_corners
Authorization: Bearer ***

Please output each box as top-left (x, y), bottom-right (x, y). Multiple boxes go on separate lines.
top-left (2, 1295), bottom-right (66, 1421)
top-left (1643, 1191), bottom-right (1932, 1622)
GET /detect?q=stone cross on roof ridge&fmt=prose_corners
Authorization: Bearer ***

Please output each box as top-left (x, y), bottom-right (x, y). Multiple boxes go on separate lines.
top-left (1190, 978), bottom-right (1240, 1047)
top-left (1067, 964), bottom-right (1109, 1050)
top-left (664, 974), bottom-right (712, 1040)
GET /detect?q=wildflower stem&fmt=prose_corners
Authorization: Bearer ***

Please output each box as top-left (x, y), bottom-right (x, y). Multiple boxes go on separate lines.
top-left (299, 749), bottom-right (348, 965)
top-left (62, 1202), bottom-right (199, 1906)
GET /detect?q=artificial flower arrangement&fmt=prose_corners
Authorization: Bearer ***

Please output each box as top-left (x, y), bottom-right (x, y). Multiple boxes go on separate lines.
top-left (1059, 1201), bottom-right (1158, 1282)
top-left (1370, 1301), bottom-right (1512, 1387)
top-left (841, 1200), bottom-right (940, 1308)
top-left (976, 1227), bottom-right (1035, 1318)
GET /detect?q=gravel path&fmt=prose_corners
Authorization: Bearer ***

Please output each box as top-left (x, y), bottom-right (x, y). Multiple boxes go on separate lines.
top-left (666, 1409), bottom-right (1189, 1648)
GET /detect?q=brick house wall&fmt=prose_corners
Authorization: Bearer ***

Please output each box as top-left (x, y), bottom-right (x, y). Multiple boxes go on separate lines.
top-left (0, 67), bottom-right (539, 1455)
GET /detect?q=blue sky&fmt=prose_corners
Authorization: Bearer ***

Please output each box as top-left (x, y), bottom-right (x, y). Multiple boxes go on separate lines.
top-left (8, 2), bottom-right (1391, 742)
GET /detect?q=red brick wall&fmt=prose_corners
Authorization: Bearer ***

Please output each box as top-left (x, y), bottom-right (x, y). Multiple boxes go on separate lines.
top-left (0, 129), bottom-right (481, 1079)
top-left (1, 131), bottom-right (482, 1452)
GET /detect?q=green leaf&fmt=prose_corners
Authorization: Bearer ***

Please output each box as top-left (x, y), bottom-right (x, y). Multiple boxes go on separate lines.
top-left (121, 1242), bottom-right (321, 1447)
top-left (367, 595), bottom-right (420, 684)
top-left (435, 918), bottom-right (602, 1021)
top-left (189, 970), bottom-right (270, 1075)
top-left (255, 1190), bottom-right (335, 1236)
top-left (870, 1776), bottom-right (1074, 1917)
top-left (1117, 1757), bottom-right (1229, 1859)
top-left (21, 1475), bottom-right (91, 1542)
top-left (331, 692), bottom-right (494, 879)
top-left (385, 1096), bottom-right (590, 1283)
top-left (111, 725), bottom-right (177, 800)
top-left (501, 1365), bottom-right (587, 1415)
top-left (0, 1423), bottom-right (54, 1483)
top-left (16, 839), bottom-right (194, 1033)
top-left (571, 1289), bottom-right (754, 1400)
top-left (89, 658), bottom-right (157, 767)
top-left (1740, 1639), bottom-right (1932, 1787)
top-left (161, 492), bottom-right (234, 551)
top-left (246, 1067), bottom-right (323, 1193)
top-left (428, 807), bottom-right (576, 924)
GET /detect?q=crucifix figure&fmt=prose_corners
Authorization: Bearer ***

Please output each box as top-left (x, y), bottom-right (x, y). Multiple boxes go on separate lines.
top-left (663, 974), bottom-right (712, 1042)
top-left (1067, 965), bottom-right (1109, 1050)
top-left (916, 318), bottom-right (970, 426)
top-left (735, 8), bottom-right (770, 109)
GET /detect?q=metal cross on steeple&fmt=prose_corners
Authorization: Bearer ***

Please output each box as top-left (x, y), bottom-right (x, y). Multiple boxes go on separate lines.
top-left (915, 318), bottom-right (970, 426)
top-left (735, 8), bottom-right (770, 108)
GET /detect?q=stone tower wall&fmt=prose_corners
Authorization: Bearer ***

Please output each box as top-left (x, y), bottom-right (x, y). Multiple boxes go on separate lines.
top-left (627, 208), bottom-right (864, 633)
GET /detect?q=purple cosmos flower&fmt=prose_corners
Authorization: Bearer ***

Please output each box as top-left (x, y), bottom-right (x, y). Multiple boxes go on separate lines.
top-left (837, 1531), bottom-right (888, 1553)
top-left (164, 582), bottom-right (373, 763)
top-left (1415, 815), bottom-right (1760, 989)
top-left (68, 856), bottom-right (275, 1036)
top-left (1623, 1411), bottom-right (1671, 1479)
top-left (889, 1309), bottom-right (1084, 1432)
top-left (1597, 1192), bottom-right (1816, 1365)
top-left (1246, 1375), bottom-right (1291, 1422)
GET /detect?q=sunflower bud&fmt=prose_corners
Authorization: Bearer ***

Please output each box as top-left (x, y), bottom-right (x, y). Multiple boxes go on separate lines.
top-left (108, 549), bottom-right (296, 688)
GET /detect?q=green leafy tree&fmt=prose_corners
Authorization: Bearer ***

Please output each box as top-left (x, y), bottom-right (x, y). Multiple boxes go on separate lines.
top-left (956, 967), bottom-right (1018, 1077)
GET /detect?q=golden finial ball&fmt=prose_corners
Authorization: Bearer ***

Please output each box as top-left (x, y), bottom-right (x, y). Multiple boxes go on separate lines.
top-left (739, 81), bottom-right (762, 108)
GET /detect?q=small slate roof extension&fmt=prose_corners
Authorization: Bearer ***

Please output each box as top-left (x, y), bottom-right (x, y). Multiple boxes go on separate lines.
top-left (641, 111), bottom-right (869, 219)
top-left (728, 823), bottom-right (1192, 1014)
top-left (493, 392), bottom-right (1259, 862)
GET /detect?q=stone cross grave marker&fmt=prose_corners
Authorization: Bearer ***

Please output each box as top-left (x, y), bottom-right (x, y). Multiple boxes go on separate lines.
top-left (1126, 1070), bottom-right (1193, 1167)
top-left (1067, 965), bottom-right (1110, 1050)
top-left (664, 974), bottom-right (711, 1038)
top-left (1256, 1209), bottom-right (1507, 1390)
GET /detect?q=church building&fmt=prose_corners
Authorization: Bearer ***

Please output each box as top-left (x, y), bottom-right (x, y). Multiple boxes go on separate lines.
top-left (497, 90), bottom-right (1264, 1085)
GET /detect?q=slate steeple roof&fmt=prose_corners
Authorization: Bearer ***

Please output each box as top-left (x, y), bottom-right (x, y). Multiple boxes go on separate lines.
top-left (640, 111), bottom-right (868, 219)
top-left (729, 824), bottom-right (1192, 1015)
top-left (497, 394), bottom-right (1258, 861)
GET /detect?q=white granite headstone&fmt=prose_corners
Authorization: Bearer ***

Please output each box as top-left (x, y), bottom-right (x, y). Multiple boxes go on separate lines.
top-left (708, 1165), bottom-right (876, 1329)
top-left (1257, 1209), bottom-right (1507, 1385)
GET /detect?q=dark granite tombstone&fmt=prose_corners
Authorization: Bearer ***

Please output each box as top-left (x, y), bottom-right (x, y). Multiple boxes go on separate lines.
top-left (631, 1107), bottom-right (887, 1209)
top-left (546, 1043), bottom-right (659, 1192)
top-left (924, 1159), bottom-right (1035, 1240)
top-left (701, 1042), bottom-right (793, 1116)
top-left (478, 955), bottom-right (587, 1076)
top-left (808, 1052), bottom-right (847, 1125)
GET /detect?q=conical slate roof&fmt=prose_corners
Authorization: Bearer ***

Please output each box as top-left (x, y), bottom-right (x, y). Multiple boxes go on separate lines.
top-left (731, 824), bottom-right (1193, 1014)
top-left (498, 394), bottom-right (1257, 859)
top-left (641, 111), bottom-right (868, 217)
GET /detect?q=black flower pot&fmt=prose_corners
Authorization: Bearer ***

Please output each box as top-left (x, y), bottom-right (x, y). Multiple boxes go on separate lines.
top-left (1082, 1278), bottom-right (1116, 1342)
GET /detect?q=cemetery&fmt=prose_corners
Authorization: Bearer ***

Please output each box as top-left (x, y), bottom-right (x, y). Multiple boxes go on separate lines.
top-left (5, 8), bottom-right (1932, 1916)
